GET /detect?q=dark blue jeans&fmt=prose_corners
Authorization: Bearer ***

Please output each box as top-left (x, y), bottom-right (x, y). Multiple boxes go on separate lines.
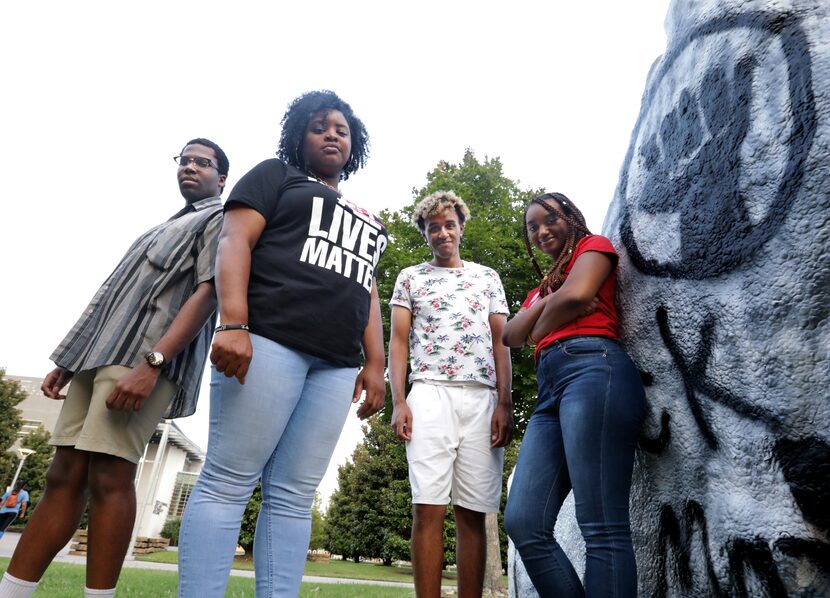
top-left (505, 336), bottom-right (647, 597)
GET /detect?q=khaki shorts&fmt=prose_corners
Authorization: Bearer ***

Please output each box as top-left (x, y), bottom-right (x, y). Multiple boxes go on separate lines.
top-left (50, 365), bottom-right (177, 464)
top-left (405, 380), bottom-right (504, 513)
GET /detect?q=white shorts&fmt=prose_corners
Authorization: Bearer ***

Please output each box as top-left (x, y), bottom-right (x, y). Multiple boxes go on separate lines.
top-left (405, 380), bottom-right (504, 513)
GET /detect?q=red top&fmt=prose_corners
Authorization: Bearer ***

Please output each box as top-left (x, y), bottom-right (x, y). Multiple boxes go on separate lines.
top-left (521, 235), bottom-right (619, 360)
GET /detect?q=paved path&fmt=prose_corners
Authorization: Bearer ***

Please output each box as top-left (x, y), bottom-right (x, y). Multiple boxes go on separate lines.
top-left (0, 532), bottom-right (420, 588)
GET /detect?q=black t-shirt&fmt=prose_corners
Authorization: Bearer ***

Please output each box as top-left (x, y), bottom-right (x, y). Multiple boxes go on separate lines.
top-left (225, 159), bottom-right (388, 367)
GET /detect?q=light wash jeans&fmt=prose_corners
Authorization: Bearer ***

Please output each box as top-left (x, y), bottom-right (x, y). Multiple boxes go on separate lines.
top-left (504, 336), bottom-right (647, 598)
top-left (178, 334), bottom-right (357, 597)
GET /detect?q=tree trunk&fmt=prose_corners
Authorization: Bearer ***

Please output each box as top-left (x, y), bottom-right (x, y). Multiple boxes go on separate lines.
top-left (484, 512), bottom-right (504, 596)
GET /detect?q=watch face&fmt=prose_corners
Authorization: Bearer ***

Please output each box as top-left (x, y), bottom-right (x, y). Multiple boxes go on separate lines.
top-left (146, 352), bottom-right (164, 367)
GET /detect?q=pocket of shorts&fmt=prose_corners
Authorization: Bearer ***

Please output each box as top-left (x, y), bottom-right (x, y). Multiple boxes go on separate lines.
top-left (561, 338), bottom-right (608, 358)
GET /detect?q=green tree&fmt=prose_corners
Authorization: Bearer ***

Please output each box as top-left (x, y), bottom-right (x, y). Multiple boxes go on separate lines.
top-left (375, 149), bottom-right (542, 434)
top-left (0, 371), bottom-right (26, 488)
top-left (17, 425), bottom-right (54, 517)
top-left (325, 414), bottom-right (411, 565)
top-left (239, 483), bottom-right (262, 554)
top-left (324, 459), bottom-right (360, 561)
top-left (309, 492), bottom-right (326, 550)
top-left (393, 152), bottom-right (541, 567)
top-left (324, 151), bottom-right (543, 571)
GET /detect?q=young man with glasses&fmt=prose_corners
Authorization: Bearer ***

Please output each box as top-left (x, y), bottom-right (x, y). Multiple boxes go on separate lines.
top-left (0, 139), bottom-right (229, 598)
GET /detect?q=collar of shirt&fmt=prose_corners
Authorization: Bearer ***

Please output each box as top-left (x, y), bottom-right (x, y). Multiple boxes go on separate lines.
top-left (170, 195), bottom-right (222, 220)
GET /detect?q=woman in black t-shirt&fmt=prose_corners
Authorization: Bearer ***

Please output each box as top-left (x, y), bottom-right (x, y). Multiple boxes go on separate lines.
top-left (179, 91), bottom-right (387, 597)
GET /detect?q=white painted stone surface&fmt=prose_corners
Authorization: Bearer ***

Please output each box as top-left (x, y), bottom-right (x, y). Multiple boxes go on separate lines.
top-left (510, 1), bottom-right (829, 595)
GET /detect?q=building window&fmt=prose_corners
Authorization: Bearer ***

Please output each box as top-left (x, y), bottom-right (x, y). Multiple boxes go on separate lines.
top-left (168, 472), bottom-right (199, 520)
top-left (18, 420), bottom-right (43, 439)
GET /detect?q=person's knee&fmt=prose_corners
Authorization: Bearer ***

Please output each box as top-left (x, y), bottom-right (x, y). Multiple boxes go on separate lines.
top-left (413, 504), bottom-right (447, 531)
top-left (197, 466), bottom-right (259, 504)
top-left (259, 472), bottom-right (318, 517)
top-left (88, 454), bottom-right (136, 499)
top-left (453, 506), bottom-right (485, 534)
top-left (503, 501), bottom-right (530, 543)
top-left (44, 448), bottom-right (89, 494)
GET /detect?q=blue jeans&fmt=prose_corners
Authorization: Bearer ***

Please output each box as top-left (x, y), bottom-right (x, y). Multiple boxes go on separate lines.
top-left (504, 336), bottom-right (646, 598)
top-left (178, 335), bottom-right (358, 597)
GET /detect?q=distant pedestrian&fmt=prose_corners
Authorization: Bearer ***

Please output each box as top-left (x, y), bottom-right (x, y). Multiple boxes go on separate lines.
top-left (0, 485), bottom-right (29, 539)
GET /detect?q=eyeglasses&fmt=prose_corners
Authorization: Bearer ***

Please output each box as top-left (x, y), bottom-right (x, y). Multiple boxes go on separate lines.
top-left (174, 155), bottom-right (217, 170)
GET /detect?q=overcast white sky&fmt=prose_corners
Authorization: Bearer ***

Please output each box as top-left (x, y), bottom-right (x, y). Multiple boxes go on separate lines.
top-left (0, 1), bottom-right (668, 504)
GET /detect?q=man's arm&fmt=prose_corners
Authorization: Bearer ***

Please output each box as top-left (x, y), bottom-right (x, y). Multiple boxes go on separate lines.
top-left (353, 280), bottom-right (386, 420)
top-left (488, 313), bottom-right (513, 448)
top-left (105, 280), bottom-right (217, 411)
top-left (209, 206), bottom-right (267, 384)
top-left (389, 306), bottom-right (413, 441)
top-left (41, 367), bottom-right (74, 400)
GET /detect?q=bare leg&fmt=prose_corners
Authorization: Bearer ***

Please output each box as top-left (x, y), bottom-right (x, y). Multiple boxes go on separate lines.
top-left (6, 447), bottom-right (90, 581)
top-left (412, 504), bottom-right (447, 598)
top-left (85, 453), bottom-right (137, 590)
top-left (454, 505), bottom-right (485, 598)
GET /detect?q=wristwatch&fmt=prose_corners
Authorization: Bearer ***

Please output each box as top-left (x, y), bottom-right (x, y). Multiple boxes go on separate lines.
top-left (144, 351), bottom-right (166, 368)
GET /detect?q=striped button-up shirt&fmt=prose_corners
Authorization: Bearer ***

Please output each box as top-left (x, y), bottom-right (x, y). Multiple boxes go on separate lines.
top-left (51, 196), bottom-right (223, 418)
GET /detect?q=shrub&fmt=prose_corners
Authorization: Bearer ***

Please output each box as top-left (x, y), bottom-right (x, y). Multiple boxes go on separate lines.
top-left (160, 517), bottom-right (182, 547)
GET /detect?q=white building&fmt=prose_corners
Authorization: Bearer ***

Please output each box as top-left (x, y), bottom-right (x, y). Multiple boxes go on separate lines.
top-left (8, 375), bottom-right (204, 538)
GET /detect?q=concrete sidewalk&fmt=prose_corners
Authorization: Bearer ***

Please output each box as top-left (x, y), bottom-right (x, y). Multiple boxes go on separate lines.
top-left (0, 532), bottom-right (420, 588)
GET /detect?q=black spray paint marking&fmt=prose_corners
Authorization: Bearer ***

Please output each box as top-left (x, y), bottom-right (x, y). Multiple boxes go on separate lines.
top-left (617, 11), bottom-right (816, 279)
top-left (772, 436), bottom-right (830, 532)
top-left (655, 305), bottom-right (788, 447)
top-left (644, 305), bottom-right (830, 593)
top-left (653, 501), bottom-right (805, 598)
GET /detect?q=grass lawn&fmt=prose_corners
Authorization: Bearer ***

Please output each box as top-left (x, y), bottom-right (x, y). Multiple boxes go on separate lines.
top-left (0, 558), bottom-right (415, 597)
top-left (136, 552), bottom-right (459, 585)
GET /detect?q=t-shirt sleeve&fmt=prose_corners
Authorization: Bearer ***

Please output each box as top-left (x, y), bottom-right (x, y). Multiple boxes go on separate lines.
top-left (224, 159), bottom-right (287, 221)
top-left (487, 270), bottom-right (509, 315)
top-left (374, 224), bottom-right (389, 266)
top-left (194, 211), bottom-right (223, 285)
top-left (390, 269), bottom-right (413, 310)
top-left (576, 235), bottom-right (619, 267)
top-left (19, 491), bottom-right (29, 503)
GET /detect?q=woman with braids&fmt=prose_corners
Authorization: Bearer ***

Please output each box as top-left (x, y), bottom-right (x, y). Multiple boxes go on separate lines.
top-left (502, 192), bottom-right (646, 597)
top-left (178, 90), bottom-right (388, 597)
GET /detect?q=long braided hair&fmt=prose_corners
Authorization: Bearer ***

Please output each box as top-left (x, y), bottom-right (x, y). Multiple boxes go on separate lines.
top-left (523, 192), bottom-right (592, 297)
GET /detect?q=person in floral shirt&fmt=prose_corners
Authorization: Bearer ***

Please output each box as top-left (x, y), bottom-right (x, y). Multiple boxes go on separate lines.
top-left (389, 190), bottom-right (513, 598)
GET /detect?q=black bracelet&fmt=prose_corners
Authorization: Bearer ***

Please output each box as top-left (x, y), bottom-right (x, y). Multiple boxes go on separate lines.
top-left (215, 323), bottom-right (250, 332)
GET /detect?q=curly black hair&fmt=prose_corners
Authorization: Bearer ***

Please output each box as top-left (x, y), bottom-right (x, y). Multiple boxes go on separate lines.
top-left (277, 90), bottom-right (369, 181)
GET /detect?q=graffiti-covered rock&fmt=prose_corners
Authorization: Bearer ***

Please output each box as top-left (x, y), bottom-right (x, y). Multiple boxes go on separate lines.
top-left (510, 1), bottom-right (829, 596)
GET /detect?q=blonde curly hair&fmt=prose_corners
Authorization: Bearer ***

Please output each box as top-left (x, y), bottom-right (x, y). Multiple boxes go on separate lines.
top-left (411, 190), bottom-right (471, 233)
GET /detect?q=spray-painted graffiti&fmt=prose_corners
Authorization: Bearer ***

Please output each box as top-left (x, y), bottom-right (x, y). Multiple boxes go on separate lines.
top-left (617, 10), bottom-right (817, 279)
top-left (647, 305), bottom-right (830, 596)
top-left (510, 3), bottom-right (829, 596)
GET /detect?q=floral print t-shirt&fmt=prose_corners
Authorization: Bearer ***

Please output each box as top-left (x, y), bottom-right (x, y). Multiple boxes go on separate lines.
top-left (390, 261), bottom-right (509, 387)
